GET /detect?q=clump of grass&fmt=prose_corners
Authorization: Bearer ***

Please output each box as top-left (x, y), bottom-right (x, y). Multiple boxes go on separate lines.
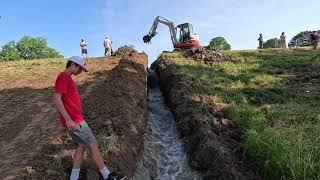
top-left (159, 52), bottom-right (184, 59)
top-left (114, 44), bottom-right (136, 56)
top-left (99, 134), bottom-right (120, 158)
top-left (224, 104), bottom-right (266, 130)
top-left (245, 125), bottom-right (320, 179)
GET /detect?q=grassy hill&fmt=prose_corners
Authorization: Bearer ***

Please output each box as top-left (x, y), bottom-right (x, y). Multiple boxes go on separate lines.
top-left (158, 48), bottom-right (320, 179)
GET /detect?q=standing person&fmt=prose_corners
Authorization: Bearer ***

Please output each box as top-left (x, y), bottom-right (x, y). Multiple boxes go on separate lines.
top-left (103, 36), bottom-right (112, 56)
top-left (80, 39), bottom-right (88, 58)
top-left (54, 56), bottom-right (125, 180)
top-left (280, 32), bottom-right (286, 48)
top-left (258, 34), bottom-right (263, 49)
top-left (310, 31), bottom-right (319, 50)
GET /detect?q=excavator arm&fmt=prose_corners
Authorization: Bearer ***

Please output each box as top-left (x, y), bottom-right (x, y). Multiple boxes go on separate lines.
top-left (143, 16), bottom-right (178, 45)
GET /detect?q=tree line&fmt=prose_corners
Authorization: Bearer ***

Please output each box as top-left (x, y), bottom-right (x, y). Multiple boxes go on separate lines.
top-left (208, 31), bottom-right (318, 50)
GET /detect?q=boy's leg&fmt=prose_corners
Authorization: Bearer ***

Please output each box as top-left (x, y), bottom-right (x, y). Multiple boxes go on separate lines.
top-left (70, 144), bottom-right (85, 180)
top-left (73, 144), bottom-right (86, 169)
top-left (88, 143), bottom-right (105, 169)
top-left (88, 143), bottom-right (112, 179)
top-left (70, 121), bottom-right (124, 179)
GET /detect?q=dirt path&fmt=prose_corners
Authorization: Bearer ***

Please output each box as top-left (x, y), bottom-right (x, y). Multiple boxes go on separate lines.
top-left (0, 89), bottom-right (61, 179)
top-left (0, 49), bottom-right (148, 180)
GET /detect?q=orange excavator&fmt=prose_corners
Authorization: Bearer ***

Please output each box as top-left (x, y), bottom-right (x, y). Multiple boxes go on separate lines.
top-left (143, 16), bottom-right (200, 49)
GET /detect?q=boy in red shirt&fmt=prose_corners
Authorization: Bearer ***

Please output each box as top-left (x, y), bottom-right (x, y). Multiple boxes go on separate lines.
top-left (54, 56), bottom-right (125, 180)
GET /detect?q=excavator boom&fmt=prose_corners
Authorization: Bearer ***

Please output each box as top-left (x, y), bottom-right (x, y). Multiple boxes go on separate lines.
top-left (143, 16), bottom-right (178, 45)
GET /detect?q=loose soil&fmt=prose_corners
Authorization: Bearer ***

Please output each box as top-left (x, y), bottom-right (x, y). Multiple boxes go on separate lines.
top-left (0, 50), bottom-right (148, 180)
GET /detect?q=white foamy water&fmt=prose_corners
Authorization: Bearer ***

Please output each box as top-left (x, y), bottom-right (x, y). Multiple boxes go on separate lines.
top-left (133, 71), bottom-right (202, 180)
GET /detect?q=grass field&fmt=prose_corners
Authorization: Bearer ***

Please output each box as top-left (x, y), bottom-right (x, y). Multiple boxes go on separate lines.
top-left (159, 48), bottom-right (320, 179)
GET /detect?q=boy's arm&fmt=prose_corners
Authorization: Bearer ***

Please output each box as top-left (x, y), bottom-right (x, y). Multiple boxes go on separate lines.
top-left (54, 93), bottom-right (76, 130)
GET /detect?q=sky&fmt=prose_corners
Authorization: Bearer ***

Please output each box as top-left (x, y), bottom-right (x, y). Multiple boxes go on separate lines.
top-left (0, 0), bottom-right (319, 65)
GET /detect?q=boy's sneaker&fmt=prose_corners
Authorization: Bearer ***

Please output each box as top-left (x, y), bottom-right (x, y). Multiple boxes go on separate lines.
top-left (100, 172), bottom-right (126, 180)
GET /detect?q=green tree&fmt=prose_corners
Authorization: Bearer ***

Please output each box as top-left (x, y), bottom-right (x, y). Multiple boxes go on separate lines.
top-left (16, 36), bottom-right (62, 60)
top-left (290, 31), bottom-right (309, 42)
top-left (263, 38), bottom-right (280, 49)
top-left (0, 41), bottom-right (21, 61)
top-left (209, 37), bottom-right (231, 50)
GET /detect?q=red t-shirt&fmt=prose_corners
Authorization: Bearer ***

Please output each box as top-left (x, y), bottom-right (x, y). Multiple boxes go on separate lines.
top-left (54, 72), bottom-right (84, 127)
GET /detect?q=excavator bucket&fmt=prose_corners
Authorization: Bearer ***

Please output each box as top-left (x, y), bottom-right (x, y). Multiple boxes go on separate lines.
top-left (143, 35), bottom-right (152, 43)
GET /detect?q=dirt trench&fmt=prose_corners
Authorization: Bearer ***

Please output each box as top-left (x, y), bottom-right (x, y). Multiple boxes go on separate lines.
top-left (154, 57), bottom-right (261, 180)
top-left (0, 49), bottom-right (148, 180)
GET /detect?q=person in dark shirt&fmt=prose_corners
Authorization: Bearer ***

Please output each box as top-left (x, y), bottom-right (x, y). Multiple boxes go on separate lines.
top-left (310, 31), bottom-right (319, 50)
top-left (257, 34), bottom-right (263, 49)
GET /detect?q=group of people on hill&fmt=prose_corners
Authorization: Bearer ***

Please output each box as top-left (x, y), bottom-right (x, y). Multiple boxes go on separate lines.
top-left (257, 31), bottom-right (319, 49)
top-left (80, 36), bottom-right (113, 58)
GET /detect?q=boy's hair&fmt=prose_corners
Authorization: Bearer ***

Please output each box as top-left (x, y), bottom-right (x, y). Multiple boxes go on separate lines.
top-left (66, 60), bottom-right (79, 68)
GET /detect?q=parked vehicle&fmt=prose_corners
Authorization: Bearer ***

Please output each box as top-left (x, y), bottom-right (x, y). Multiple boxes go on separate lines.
top-left (288, 39), bottom-right (296, 48)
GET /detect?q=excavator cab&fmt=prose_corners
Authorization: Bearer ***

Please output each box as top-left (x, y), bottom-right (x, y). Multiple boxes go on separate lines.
top-left (175, 23), bottom-right (200, 49)
top-left (177, 23), bottom-right (193, 43)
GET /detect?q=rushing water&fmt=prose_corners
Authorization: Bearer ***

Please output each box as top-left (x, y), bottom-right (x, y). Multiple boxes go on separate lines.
top-left (133, 71), bottom-right (202, 180)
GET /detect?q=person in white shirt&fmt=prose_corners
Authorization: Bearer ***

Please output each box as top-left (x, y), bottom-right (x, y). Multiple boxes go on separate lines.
top-left (80, 39), bottom-right (88, 58)
top-left (280, 32), bottom-right (286, 48)
top-left (103, 37), bottom-right (112, 56)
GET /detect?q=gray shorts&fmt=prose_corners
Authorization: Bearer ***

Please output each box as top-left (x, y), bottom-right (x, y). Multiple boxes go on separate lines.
top-left (69, 120), bottom-right (96, 145)
top-left (81, 49), bottom-right (88, 54)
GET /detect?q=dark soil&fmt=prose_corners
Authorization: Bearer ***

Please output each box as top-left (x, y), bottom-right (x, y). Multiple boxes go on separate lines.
top-left (179, 46), bottom-right (230, 65)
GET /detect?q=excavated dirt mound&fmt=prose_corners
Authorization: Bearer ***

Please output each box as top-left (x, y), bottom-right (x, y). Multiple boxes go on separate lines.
top-left (179, 46), bottom-right (229, 64)
top-left (0, 49), bottom-right (148, 180)
top-left (154, 57), bottom-right (260, 180)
